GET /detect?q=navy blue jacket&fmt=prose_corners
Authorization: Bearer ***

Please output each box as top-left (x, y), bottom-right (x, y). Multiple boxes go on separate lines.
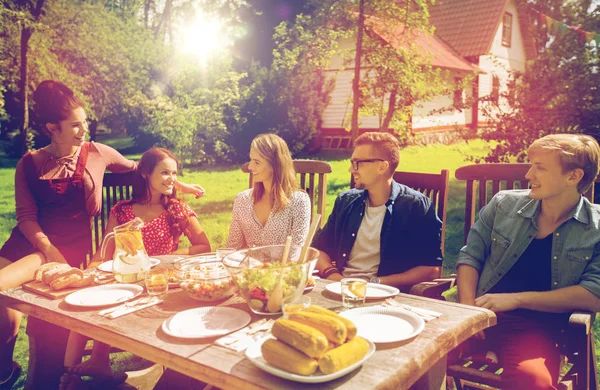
top-left (312, 180), bottom-right (443, 276)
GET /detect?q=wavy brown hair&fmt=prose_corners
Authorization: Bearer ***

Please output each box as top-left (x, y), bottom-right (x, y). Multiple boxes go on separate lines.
top-left (251, 133), bottom-right (298, 212)
top-left (116, 148), bottom-right (189, 237)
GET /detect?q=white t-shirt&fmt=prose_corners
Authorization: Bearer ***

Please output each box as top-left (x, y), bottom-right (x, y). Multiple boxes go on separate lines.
top-left (343, 201), bottom-right (387, 279)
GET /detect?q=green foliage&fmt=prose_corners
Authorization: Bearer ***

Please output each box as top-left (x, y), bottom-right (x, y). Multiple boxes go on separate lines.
top-left (135, 56), bottom-right (247, 165)
top-left (272, 0), bottom-right (457, 144)
top-left (473, 0), bottom-right (600, 163)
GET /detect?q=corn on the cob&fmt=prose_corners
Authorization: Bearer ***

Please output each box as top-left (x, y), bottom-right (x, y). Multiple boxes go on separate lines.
top-left (318, 336), bottom-right (369, 374)
top-left (289, 311), bottom-right (347, 344)
top-left (271, 319), bottom-right (328, 358)
top-left (303, 305), bottom-right (358, 341)
top-left (261, 339), bottom-right (318, 375)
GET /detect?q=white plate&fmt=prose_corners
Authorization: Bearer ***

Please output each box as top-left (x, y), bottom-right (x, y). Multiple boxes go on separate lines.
top-left (161, 307), bottom-right (251, 339)
top-left (325, 282), bottom-right (399, 299)
top-left (98, 258), bottom-right (160, 273)
top-left (340, 306), bottom-right (424, 343)
top-left (65, 284), bottom-right (144, 307)
top-left (246, 333), bottom-right (375, 383)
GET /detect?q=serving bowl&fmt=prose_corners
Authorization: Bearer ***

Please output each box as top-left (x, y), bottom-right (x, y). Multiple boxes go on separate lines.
top-left (174, 258), bottom-right (236, 301)
top-left (222, 245), bottom-right (319, 315)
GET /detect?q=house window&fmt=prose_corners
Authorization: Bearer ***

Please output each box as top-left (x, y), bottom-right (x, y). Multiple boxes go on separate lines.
top-left (502, 13), bottom-right (512, 47)
top-left (453, 78), bottom-right (463, 108)
top-left (491, 75), bottom-right (500, 104)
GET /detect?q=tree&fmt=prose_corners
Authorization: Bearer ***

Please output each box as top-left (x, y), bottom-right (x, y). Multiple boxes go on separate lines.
top-left (3, 0), bottom-right (47, 154)
top-left (273, 0), bottom-right (451, 143)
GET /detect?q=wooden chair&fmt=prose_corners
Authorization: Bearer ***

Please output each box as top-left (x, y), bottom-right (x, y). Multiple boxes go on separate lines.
top-left (416, 163), bottom-right (598, 390)
top-left (241, 159), bottom-right (332, 228)
top-left (86, 171), bottom-right (136, 267)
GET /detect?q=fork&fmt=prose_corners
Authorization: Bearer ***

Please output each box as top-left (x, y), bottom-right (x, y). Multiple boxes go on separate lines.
top-left (98, 296), bottom-right (153, 316)
top-left (247, 319), bottom-right (274, 335)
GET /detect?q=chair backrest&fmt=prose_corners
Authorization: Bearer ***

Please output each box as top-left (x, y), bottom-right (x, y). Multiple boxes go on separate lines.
top-left (241, 159), bottom-right (332, 228)
top-left (457, 163), bottom-right (599, 244)
top-left (89, 171), bottom-right (136, 265)
top-left (350, 169), bottom-right (450, 255)
top-left (455, 163), bottom-right (530, 245)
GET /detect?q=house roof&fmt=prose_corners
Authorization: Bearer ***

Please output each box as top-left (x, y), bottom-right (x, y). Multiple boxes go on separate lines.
top-left (366, 18), bottom-right (481, 73)
top-left (429, 0), bottom-right (510, 58)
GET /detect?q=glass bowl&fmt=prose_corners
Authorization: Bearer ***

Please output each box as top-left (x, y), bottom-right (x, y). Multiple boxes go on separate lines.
top-left (222, 245), bottom-right (319, 315)
top-left (174, 259), bottom-right (237, 301)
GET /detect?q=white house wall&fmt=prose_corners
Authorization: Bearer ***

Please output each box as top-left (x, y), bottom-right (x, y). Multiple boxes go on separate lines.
top-left (412, 82), bottom-right (473, 130)
top-left (322, 0), bottom-right (528, 133)
top-left (477, 0), bottom-right (527, 122)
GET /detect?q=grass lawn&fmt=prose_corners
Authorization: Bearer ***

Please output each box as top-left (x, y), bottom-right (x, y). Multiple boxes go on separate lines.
top-left (1, 138), bottom-right (598, 387)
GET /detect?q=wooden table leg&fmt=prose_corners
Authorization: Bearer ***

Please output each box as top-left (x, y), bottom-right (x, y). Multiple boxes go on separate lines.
top-left (410, 356), bottom-right (447, 390)
top-left (24, 317), bottom-right (69, 390)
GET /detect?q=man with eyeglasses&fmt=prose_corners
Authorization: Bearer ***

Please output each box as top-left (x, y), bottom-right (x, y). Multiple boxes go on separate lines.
top-left (312, 132), bottom-right (442, 291)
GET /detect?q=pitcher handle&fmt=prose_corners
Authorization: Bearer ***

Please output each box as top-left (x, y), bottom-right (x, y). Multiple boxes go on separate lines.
top-left (100, 232), bottom-right (115, 260)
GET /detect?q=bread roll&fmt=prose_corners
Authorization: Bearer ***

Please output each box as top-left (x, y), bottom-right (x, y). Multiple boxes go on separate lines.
top-left (41, 264), bottom-right (72, 284)
top-left (69, 274), bottom-right (93, 288)
top-left (34, 262), bottom-right (62, 282)
top-left (50, 274), bottom-right (82, 290)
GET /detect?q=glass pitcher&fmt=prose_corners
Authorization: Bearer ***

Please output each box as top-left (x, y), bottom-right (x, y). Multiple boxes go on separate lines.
top-left (100, 217), bottom-right (151, 283)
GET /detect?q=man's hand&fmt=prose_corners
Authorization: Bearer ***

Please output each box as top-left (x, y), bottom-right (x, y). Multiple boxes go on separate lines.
top-left (177, 182), bottom-right (205, 198)
top-left (475, 293), bottom-right (521, 312)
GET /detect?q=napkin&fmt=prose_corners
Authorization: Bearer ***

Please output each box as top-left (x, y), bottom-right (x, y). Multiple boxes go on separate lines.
top-left (215, 319), bottom-right (274, 352)
top-left (106, 297), bottom-right (163, 319)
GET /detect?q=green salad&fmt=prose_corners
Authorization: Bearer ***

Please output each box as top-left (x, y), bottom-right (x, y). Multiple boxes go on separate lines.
top-left (230, 261), bottom-right (308, 313)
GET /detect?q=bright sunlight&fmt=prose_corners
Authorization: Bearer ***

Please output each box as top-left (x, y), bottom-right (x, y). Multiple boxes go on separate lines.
top-left (179, 13), bottom-right (233, 65)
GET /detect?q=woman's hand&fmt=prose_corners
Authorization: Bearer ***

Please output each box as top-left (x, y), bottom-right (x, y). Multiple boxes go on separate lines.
top-left (37, 239), bottom-right (68, 264)
top-left (176, 181), bottom-right (205, 198)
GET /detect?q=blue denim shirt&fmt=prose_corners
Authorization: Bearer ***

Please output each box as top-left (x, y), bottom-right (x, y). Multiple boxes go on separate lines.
top-left (457, 190), bottom-right (600, 298)
top-left (312, 180), bottom-right (443, 276)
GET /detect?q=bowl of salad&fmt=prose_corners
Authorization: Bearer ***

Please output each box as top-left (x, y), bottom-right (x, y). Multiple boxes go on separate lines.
top-left (222, 245), bottom-right (319, 315)
top-left (174, 258), bottom-right (237, 301)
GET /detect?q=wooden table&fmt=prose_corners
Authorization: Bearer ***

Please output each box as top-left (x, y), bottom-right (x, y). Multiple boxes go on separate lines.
top-left (0, 278), bottom-right (496, 390)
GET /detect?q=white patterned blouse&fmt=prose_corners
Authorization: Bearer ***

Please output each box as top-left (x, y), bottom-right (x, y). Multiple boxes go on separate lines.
top-left (226, 189), bottom-right (311, 250)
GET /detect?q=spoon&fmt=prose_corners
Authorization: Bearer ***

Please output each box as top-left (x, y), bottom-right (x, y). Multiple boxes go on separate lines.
top-left (292, 215), bottom-right (321, 297)
top-left (266, 236), bottom-right (292, 313)
top-left (299, 214), bottom-right (321, 264)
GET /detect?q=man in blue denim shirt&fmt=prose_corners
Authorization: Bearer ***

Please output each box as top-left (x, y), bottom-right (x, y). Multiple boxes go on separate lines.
top-left (456, 134), bottom-right (600, 389)
top-left (313, 132), bottom-right (442, 291)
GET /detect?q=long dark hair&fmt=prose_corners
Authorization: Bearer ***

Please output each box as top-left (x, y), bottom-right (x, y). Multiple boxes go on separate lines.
top-left (32, 80), bottom-right (83, 136)
top-left (117, 148), bottom-right (189, 237)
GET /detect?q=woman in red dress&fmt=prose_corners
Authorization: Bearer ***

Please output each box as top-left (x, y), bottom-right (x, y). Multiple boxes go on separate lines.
top-left (0, 81), bottom-right (204, 388)
top-left (61, 148), bottom-right (211, 388)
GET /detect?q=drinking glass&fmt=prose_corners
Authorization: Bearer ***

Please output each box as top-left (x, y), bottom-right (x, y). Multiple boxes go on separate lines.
top-left (282, 295), bottom-right (311, 319)
top-left (145, 267), bottom-right (169, 297)
top-left (341, 278), bottom-right (367, 308)
top-left (216, 248), bottom-right (236, 261)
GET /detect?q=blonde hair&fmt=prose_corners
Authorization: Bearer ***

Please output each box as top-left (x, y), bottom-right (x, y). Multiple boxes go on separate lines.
top-left (528, 134), bottom-right (600, 193)
top-left (354, 132), bottom-right (400, 174)
top-left (251, 133), bottom-right (298, 211)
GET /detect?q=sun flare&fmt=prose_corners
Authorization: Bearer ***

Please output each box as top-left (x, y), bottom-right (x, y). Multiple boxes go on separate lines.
top-left (179, 14), bottom-right (232, 65)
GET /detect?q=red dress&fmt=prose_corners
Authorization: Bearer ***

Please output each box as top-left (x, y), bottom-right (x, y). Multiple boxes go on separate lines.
top-left (111, 200), bottom-right (197, 256)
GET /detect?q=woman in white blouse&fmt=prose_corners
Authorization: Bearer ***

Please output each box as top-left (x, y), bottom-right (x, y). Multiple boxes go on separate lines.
top-left (227, 133), bottom-right (311, 249)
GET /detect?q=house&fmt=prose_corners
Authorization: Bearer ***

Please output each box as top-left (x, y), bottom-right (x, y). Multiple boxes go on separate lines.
top-left (319, 0), bottom-right (536, 149)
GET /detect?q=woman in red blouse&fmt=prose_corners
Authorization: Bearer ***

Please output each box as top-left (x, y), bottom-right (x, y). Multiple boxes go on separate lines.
top-left (62, 148), bottom-right (210, 388)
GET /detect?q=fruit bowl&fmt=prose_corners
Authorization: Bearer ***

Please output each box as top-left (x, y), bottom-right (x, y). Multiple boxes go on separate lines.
top-left (174, 259), bottom-right (236, 301)
top-left (222, 245), bottom-right (319, 315)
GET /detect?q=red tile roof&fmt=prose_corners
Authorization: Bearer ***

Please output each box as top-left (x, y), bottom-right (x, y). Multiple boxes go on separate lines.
top-left (366, 18), bottom-right (481, 73)
top-left (429, 0), bottom-right (509, 57)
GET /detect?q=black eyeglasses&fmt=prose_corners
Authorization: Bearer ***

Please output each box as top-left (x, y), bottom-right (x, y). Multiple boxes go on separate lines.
top-left (350, 158), bottom-right (385, 171)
